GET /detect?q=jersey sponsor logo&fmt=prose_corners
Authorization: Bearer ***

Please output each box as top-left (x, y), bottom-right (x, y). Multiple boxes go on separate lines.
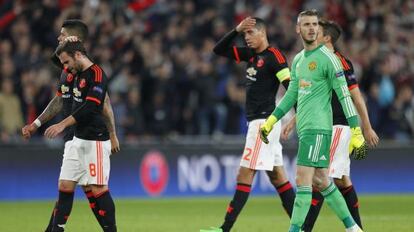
top-left (61, 85), bottom-right (70, 94)
top-left (93, 86), bottom-right (103, 94)
top-left (247, 67), bottom-right (257, 76)
top-left (73, 87), bottom-right (82, 97)
top-left (140, 150), bottom-right (169, 196)
top-left (79, 79), bottom-right (86, 88)
top-left (335, 71), bottom-right (344, 78)
top-left (246, 67), bottom-right (258, 81)
top-left (257, 59), bottom-right (264, 67)
top-left (308, 61), bottom-right (317, 71)
top-left (299, 79), bottom-right (312, 88)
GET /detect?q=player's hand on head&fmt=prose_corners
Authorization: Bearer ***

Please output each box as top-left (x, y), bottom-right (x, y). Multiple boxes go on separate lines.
top-left (349, 127), bottom-right (368, 160)
top-left (236, 17), bottom-right (256, 32)
top-left (362, 127), bottom-right (379, 148)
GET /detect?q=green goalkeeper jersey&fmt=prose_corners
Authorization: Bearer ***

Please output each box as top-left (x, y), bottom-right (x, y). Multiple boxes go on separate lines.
top-left (272, 44), bottom-right (358, 135)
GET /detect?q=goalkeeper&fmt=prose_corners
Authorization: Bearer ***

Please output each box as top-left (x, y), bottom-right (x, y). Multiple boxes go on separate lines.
top-left (280, 19), bottom-right (380, 232)
top-left (260, 10), bottom-right (366, 232)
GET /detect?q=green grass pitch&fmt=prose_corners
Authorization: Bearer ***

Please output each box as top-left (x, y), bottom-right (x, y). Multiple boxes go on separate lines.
top-left (0, 195), bottom-right (413, 231)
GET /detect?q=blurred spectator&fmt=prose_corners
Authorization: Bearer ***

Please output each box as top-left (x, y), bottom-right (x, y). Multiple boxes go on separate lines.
top-left (0, 0), bottom-right (413, 144)
top-left (0, 78), bottom-right (24, 143)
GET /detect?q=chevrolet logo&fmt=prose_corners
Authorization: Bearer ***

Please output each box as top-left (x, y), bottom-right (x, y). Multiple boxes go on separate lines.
top-left (73, 87), bottom-right (82, 97)
top-left (299, 79), bottom-right (312, 88)
top-left (246, 67), bottom-right (257, 76)
top-left (61, 85), bottom-right (69, 93)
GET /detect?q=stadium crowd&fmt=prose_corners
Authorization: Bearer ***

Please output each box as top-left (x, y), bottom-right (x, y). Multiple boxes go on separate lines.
top-left (0, 0), bottom-right (413, 144)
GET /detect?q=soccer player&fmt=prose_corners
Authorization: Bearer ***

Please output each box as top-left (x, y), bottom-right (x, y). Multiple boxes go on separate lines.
top-left (200, 17), bottom-right (295, 232)
top-left (21, 20), bottom-right (119, 232)
top-left (259, 10), bottom-right (366, 232)
top-left (44, 41), bottom-right (116, 232)
top-left (286, 19), bottom-right (378, 232)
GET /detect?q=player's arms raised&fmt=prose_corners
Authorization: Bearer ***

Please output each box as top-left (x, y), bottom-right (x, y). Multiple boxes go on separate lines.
top-left (102, 93), bottom-right (120, 154)
top-left (350, 87), bottom-right (379, 147)
top-left (21, 95), bottom-right (63, 139)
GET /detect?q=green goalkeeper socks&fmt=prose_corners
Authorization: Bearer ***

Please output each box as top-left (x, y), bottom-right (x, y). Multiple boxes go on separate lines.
top-left (321, 183), bottom-right (356, 228)
top-left (289, 186), bottom-right (312, 231)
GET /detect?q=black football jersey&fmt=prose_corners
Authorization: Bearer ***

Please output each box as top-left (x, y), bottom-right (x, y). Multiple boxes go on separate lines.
top-left (56, 71), bottom-right (75, 142)
top-left (228, 46), bottom-right (289, 121)
top-left (332, 51), bottom-right (358, 126)
top-left (71, 64), bottom-right (109, 141)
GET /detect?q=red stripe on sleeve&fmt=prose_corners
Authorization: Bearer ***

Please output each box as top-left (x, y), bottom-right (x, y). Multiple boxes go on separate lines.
top-left (348, 84), bottom-right (359, 91)
top-left (268, 48), bottom-right (285, 64)
top-left (233, 46), bottom-right (241, 63)
top-left (86, 96), bottom-right (101, 105)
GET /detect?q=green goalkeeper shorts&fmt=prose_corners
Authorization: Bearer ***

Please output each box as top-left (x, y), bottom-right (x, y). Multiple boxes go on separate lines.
top-left (297, 133), bottom-right (332, 168)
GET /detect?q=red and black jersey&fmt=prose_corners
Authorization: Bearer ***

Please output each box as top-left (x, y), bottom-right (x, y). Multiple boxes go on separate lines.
top-left (213, 29), bottom-right (290, 121)
top-left (56, 70), bottom-right (75, 142)
top-left (71, 64), bottom-right (109, 141)
top-left (332, 50), bottom-right (358, 126)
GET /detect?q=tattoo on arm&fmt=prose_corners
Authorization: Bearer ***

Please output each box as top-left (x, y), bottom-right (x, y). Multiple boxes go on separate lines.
top-left (102, 93), bottom-right (116, 134)
top-left (38, 96), bottom-right (63, 124)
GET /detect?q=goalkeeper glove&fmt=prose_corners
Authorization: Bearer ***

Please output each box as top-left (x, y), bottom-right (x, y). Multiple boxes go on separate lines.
top-left (349, 127), bottom-right (368, 160)
top-left (260, 115), bottom-right (278, 144)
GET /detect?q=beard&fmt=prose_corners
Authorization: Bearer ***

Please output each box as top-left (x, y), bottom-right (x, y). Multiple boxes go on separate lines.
top-left (300, 30), bottom-right (317, 45)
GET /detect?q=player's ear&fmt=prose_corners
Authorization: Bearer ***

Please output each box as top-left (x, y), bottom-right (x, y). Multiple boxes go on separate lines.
top-left (295, 24), bottom-right (300, 34)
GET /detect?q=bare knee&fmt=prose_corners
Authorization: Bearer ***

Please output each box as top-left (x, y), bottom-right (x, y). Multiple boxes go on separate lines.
top-left (267, 166), bottom-right (288, 186)
top-left (236, 167), bottom-right (256, 185)
top-left (58, 180), bottom-right (76, 192)
top-left (333, 176), bottom-right (352, 189)
top-left (312, 168), bottom-right (330, 191)
top-left (90, 185), bottom-right (109, 196)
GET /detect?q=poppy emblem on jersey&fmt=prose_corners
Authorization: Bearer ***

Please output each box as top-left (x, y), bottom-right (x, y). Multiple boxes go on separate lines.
top-left (79, 79), bottom-right (86, 88)
top-left (257, 59), bottom-right (264, 67)
top-left (308, 61), bottom-right (317, 71)
top-left (66, 74), bottom-right (73, 82)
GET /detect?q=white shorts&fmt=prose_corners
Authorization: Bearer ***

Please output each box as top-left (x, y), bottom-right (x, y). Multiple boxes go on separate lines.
top-left (328, 125), bottom-right (351, 178)
top-left (59, 136), bottom-right (111, 186)
top-left (240, 119), bottom-right (283, 171)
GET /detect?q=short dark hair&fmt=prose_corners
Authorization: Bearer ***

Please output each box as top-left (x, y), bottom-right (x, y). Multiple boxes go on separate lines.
top-left (253, 17), bottom-right (266, 30)
top-left (297, 9), bottom-right (319, 24)
top-left (62, 19), bottom-right (88, 42)
top-left (319, 19), bottom-right (342, 44)
top-left (55, 41), bottom-right (87, 57)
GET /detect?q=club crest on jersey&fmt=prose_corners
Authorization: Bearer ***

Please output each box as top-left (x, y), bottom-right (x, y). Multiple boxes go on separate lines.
top-left (79, 79), bottom-right (86, 88)
top-left (66, 74), bottom-right (73, 82)
top-left (257, 59), bottom-right (264, 67)
top-left (308, 61), bottom-right (317, 71)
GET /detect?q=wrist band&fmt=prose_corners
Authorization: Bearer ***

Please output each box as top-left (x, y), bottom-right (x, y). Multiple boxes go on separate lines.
top-left (34, 119), bottom-right (42, 127)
